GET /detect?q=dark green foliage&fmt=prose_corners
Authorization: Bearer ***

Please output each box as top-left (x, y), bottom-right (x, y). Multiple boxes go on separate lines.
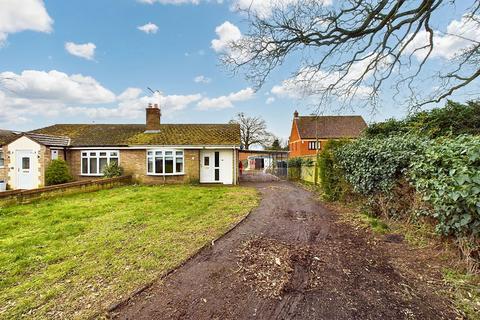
top-left (335, 135), bottom-right (425, 195)
top-left (45, 160), bottom-right (72, 186)
top-left (103, 162), bottom-right (123, 178)
top-left (318, 140), bottom-right (350, 201)
top-left (365, 100), bottom-right (480, 138)
top-left (409, 135), bottom-right (480, 238)
top-left (287, 157), bottom-right (303, 167)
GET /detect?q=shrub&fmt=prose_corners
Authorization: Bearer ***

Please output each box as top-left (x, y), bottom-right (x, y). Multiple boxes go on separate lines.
top-left (365, 100), bottom-right (480, 138)
top-left (103, 162), bottom-right (123, 178)
top-left (409, 135), bottom-right (480, 238)
top-left (318, 139), bottom-right (350, 201)
top-left (335, 135), bottom-right (425, 195)
top-left (287, 157), bottom-right (303, 167)
top-left (45, 160), bottom-right (72, 186)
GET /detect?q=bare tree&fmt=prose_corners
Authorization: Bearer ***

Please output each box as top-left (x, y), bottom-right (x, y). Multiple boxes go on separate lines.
top-left (230, 112), bottom-right (273, 149)
top-left (222, 0), bottom-right (480, 111)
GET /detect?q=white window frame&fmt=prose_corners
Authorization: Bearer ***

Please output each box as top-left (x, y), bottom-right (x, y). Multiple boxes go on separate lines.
top-left (0, 150), bottom-right (4, 168)
top-left (308, 141), bottom-right (320, 150)
top-left (81, 150), bottom-right (119, 176)
top-left (146, 149), bottom-right (184, 176)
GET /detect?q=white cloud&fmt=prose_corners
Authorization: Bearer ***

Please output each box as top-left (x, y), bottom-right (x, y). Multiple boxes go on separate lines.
top-left (137, 0), bottom-right (200, 5)
top-left (137, 22), bottom-right (159, 34)
top-left (211, 21), bottom-right (242, 53)
top-left (65, 42), bottom-right (96, 60)
top-left (0, 70), bottom-right (115, 104)
top-left (0, 0), bottom-right (53, 46)
top-left (265, 96), bottom-right (275, 104)
top-left (0, 70), bottom-right (204, 125)
top-left (194, 75), bottom-right (211, 84)
top-left (197, 87), bottom-right (254, 110)
top-left (404, 15), bottom-right (480, 60)
top-left (231, 0), bottom-right (332, 19)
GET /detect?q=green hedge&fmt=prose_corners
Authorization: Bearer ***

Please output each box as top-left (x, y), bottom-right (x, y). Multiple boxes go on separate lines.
top-left (409, 135), bottom-right (480, 238)
top-left (318, 140), bottom-right (350, 201)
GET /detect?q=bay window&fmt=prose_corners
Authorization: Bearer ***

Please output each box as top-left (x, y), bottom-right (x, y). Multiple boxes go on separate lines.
top-left (147, 149), bottom-right (184, 175)
top-left (81, 150), bottom-right (119, 175)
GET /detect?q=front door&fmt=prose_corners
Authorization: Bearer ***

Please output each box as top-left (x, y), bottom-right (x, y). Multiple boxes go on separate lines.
top-left (200, 150), bottom-right (220, 183)
top-left (15, 150), bottom-right (36, 189)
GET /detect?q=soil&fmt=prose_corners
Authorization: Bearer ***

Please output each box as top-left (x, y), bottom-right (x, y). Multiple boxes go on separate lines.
top-left (109, 181), bottom-right (459, 320)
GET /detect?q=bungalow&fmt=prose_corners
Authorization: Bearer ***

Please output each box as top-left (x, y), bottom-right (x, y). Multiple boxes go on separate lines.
top-left (1, 104), bottom-right (240, 190)
top-left (289, 111), bottom-right (367, 157)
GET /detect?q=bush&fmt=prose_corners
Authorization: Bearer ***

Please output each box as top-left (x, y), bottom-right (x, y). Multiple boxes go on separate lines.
top-left (103, 162), bottom-right (123, 178)
top-left (45, 160), bottom-right (72, 186)
top-left (409, 135), bottom-right (480, 238)
top-left (335, 135), bottom-right (425, 195)
top-left (287, 157), bottom-right (303, 167)
top-left (365, 100), bottom-right (480, 138)
top-left (318, 139), bottom-right (350, 201)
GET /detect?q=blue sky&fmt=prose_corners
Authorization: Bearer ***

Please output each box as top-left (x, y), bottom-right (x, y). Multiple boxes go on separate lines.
top-left (0, 0), bottom-right (478, 141)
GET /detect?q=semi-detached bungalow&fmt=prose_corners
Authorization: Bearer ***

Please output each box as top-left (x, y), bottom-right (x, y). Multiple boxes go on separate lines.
top-left (0, 104), bottom-right (241, 190)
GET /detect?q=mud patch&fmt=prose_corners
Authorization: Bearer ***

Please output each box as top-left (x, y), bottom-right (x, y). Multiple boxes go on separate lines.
top-left (236, 238), bottom-right (324, 298)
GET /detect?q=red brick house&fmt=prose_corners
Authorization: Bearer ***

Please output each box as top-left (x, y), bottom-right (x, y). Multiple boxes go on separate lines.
top-left (288, 111), bottom-right (367, 157)
top-left (0, 105), bottom-right (241, 189)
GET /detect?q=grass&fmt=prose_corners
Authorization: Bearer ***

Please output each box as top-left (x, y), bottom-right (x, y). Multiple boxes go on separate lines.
top-left (0, 184), bottom-right (259, 319)
top-left (443, 268), bottom-right (480, 319)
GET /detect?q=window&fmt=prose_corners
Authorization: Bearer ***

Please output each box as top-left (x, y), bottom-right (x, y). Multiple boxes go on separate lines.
top-left (0, 150), bottom-right (4, 167)
top-left (22, 157), bottom-right (30, 170)
top-left (81, 150), bottom-right (119, 175)
top-left (308, 141), bottom-right (320, 150)
top-left (204, 156), bottom-right (210, 166)
top-left (51, 149), bottom-right (59, 160)
top-left (147, 149), bottom-right (184, 175)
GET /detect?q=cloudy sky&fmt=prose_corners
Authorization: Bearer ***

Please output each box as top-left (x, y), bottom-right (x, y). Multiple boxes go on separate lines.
top-left (0, 0), bottom-right (478, 140)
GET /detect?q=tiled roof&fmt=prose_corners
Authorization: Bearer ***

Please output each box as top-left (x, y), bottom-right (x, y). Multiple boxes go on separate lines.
top-left (0, 129), bottom-right (19, 145)
top-left (295, 116), bottom-right (367, 139)
top-left (29, 123), bottom-right (241, 147)
top-left (25, 133), bottom-right (71, 147)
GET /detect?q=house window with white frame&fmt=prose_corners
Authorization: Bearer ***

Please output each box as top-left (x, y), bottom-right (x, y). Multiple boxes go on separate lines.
top-left (308, 141), bottom-right (320, 150)
top-left (81, 150), bottom-right (119, 175)
top-left (0, 150), bottom-right (4, 167)
top-left (147, 149), bottom-right (184, 175)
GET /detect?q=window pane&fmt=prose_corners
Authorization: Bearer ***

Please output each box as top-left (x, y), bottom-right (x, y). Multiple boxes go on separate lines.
top-left (0, 151), bottom-right (4, 167)
top-left (100, 152), bottom-right (107, 156)
top-left (82, 158), bottom-right (88, 174)
top-left (214, 152), bottom-right (220, 167)
top-left (155, 151), bottom-right (162, 156)
top-left (165, 156), bottom-right (174, 173)
top-left (110, 151), bottom-right (118, 157)
top-left (89, 157), bottom-right (97, 174)
top-left (99, 158), bottom-right (108, 173)
top-left (90, 152), bottom-right (96, 156)
top-left (110, 157), bottom-right (118, 165)
top-left (204, 156), bottom-right (209, 166)
top-left (148, 158), bottom-right (154, 173)
top-left (155, 157), bottom-right (163, 174)
top-left (215, 168), bottom-right (220, 181)
top-left (176, 151), bottom-right (183, 156)
top-left (165, 151), bottom-right (173, 156)
top-left (147, 151), bottom-right (153, 156)
top-left (82, 152), bottom-right (87, 156)
top-left (22, 157), bottom-right (30, 170)
top-left (175, 157), bottom-right (183, 173)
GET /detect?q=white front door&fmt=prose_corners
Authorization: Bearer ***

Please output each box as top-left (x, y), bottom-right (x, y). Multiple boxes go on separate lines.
top-left (200, 150), bottom-right (234, 184)
top-left (15, 150), bottom-right (36, 189)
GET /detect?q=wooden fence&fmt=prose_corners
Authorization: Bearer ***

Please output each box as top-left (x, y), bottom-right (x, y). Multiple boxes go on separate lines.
top-left (0, 175), bottom-right (132, 207)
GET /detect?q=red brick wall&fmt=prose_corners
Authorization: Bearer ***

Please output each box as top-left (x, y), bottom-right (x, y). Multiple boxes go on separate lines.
top-left (288, 120), bottom-right (327, 158)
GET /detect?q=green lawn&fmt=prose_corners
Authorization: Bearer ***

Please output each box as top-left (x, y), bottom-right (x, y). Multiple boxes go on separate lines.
top-left (0, 185), bottom-right (258, 319)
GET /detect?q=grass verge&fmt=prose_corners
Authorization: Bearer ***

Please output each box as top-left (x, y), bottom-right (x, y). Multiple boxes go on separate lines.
top-left (0, 184), bottom-right (259, 319)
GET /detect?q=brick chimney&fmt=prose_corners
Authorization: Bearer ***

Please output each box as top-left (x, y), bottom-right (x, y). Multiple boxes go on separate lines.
top-left (293, 110), bottom-right (299, 119)
top-left (146, 103), bottom-right (161, 132)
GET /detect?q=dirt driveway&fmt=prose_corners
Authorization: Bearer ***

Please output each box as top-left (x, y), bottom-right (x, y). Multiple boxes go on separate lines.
top-left (110, 181), bottom-right (456, 320)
